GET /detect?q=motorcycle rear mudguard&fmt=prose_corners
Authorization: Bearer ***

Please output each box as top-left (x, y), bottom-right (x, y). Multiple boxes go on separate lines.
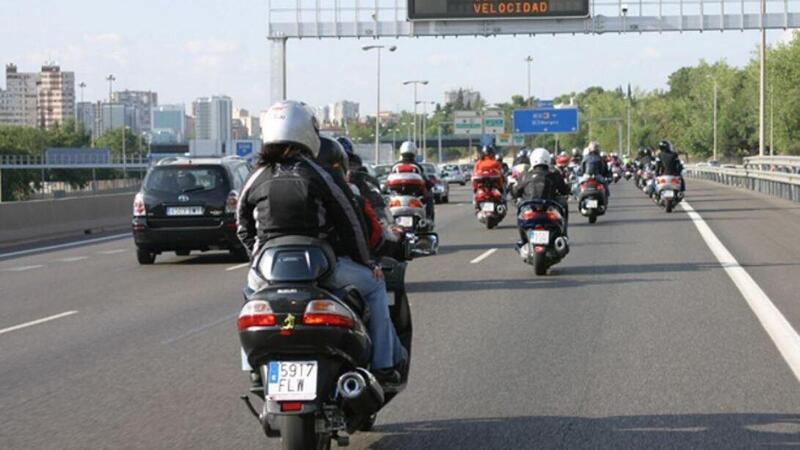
top-left (410, 232), bottom-right (439, 256)
top-left (577, 192), bottom-right (607, 216)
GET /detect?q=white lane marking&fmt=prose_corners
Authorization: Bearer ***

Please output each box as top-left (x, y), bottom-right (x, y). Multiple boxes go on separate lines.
top-left (97, 249), bottom-right (126, 255)
top-left (56, 256), bottom-right (88, 263)
top-left (0, 311), bottom-right (78, 336)
top-left (682, 200), bottom-right (800, 383)
top-left (2, 265), bottom-right (44, 272)
top-left (470, 248), bottom-right (497, 264)
top-left (226, 262), bottom-right (251, 272)
top-left (0, 233), bottom-right (129, 259)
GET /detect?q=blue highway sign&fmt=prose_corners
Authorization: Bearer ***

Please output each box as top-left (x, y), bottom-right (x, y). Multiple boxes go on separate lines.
top-left (513, 108), bottom-right (579, 134)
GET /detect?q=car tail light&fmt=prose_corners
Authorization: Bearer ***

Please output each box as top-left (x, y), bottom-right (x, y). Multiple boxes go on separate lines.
top-left (238, 300), bottom-right (277, 331)
top-left (408, 198), bottom-right (424, 209)
top-left (280, 402), bottom-right (303, 412)
top-left (389, 198), bottom-right (401, 208)
top-left (302, 300), bottom-right (355, 329)
top-left (133, 193), bottom-right (146, 217)
top-left (225, 190), bottom-right (239, 214)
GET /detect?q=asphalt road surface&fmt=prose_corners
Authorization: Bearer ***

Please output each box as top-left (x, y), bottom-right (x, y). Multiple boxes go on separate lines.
top-left (1, 179), bottom-right (799, 449)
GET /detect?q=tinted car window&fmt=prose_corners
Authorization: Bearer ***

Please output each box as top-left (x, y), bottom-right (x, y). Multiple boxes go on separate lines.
top-left (144, 166), bottom-right (228, 194)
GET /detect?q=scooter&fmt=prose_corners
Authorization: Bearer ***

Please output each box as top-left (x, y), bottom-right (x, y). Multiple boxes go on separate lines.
top-left (472, 168), bottom-right (507, 230)
top-left (517, 199), bottom-right (569, 276)
top-left (655, 175), bottom-right (684, 213)
top-left (386, 170), bottom-right (439, 256)
top-left (239, 237), bottom-right (412, 449)
top-left (577, 175), bottom-right (607, 224)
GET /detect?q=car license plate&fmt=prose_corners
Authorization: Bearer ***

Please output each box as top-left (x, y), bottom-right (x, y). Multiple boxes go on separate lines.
top-left (166, 206), bottom-right (204, 216)
top-left (662, 190), bottom-right (675, 198)
top-left (585, 199), bottom-right (598, 209)
top-left (266, 361), bottom-right (318, 401)
top-left (528, 230), bottom-right (550, 245)
top-left (396, 216), bottom-right (414, 228)
top-left (481, 202), bottom-right (495, 213)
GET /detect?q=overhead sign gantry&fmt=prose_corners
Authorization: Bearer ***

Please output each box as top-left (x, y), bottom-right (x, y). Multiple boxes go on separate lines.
top-left (407, 0), bottom-right (590, 20)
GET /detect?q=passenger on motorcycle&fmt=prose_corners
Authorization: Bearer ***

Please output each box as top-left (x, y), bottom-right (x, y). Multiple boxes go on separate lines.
top-left (512, 148), bottom-right (572, 239)
top-left (391, 141), bottom-right (435, 222)
top-left (473, 145), bottom-right (507, 208)
top-left (237, 101), bottom-right (407, 383)
top-left (570, 147), bottom-right (583, 165)
top-left (578, 141), bottom-right (612, 197)
top-left (655, 140), bottom-right (686, 192)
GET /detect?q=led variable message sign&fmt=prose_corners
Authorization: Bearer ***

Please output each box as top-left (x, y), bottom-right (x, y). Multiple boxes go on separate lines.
top-left (408, 0), bottom-right (590, 20)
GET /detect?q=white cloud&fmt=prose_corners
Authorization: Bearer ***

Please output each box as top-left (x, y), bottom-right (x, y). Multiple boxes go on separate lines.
top-left (184, 38), bottom-right (240, 55)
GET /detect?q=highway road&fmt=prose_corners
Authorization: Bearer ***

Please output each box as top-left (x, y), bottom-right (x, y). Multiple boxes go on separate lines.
top-left (1, 179), bottom-right (799, 449)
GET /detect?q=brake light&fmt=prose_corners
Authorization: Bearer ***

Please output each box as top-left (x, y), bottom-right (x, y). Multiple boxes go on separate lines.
top-left (238, 300), bottom-right (277, 331)
top-left (225, 190), bottom-right (239, 214)
top-left (133, 192), bottom-right (146, 217)
top-left (280, 402), bottom-right (303, 412)
top-left (671, 178), bottom-right (681, 185)
top-left (657, 177), bottom-right (667, 185)
top-left (302, 300), bottom-right (355, 329)
top-left (389, 198), bottom-right (401, 208)
top-left (520, 210), bottom-right (538, 220)
top-left (597, 183), bottom-right (605, 191)
top-left (408, 198), bottom-right (424, 209)
top-left (546, 211), bottom-right (559, 221)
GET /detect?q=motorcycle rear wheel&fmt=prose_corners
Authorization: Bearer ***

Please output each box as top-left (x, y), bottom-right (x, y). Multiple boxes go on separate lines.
top-left (533, 251), bottom-right (548, 276)
top-left (665, 199), bottom-right (673, 213)
top-left (588, 215), bottom-right (597, 224)
top-left (280, 415), bottom-right (330, 450)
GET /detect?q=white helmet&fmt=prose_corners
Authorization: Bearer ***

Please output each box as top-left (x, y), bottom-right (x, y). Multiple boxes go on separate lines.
top-left (262, 100), bottom-right (321, 157)
top-left (530, 148), bottom-right (551, 168)
top-left (582, 147), bottom-right (590, 157)
top-left (400, 141), bottom-right (417, 158)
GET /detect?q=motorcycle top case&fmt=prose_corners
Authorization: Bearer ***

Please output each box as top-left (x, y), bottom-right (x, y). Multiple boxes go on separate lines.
top-left (387, 172), bottom-right (426, 196)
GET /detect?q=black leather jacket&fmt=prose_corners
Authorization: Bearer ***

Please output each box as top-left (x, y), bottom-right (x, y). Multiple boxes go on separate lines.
top-left (656, 150), bottom-right (684, 176)
top-left (512, 166), bottom-right (571, 201)
top-left (236, 155), bottom-right (371, 266)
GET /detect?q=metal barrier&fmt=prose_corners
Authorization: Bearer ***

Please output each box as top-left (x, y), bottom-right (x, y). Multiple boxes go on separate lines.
top-left (686, 157), bottom-right (800, 202)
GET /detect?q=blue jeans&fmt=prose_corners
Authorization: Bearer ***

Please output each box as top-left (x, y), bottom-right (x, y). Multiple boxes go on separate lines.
top-left (330, 257), bottom-right (407, 370)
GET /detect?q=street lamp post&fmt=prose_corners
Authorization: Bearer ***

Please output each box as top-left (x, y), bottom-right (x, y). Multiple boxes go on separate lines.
top-left (416, 101), bottom-right (435, 161)
top-left (713, 78), bottom-right (718, 161)
top-left (363, 45), bottom-right (397, 164)
top-left (77, 82), bottom-right (86, 133)
top-left (105, 74), bottom-right (116, 137)
top-left (759, 0), bottom-right (766, 156)
top-left (122, 126), bottom-right (128, 178)
top-left (525, 56), bottom-right (534, 107)
top-left (403, 80), bottom-right (428, 151)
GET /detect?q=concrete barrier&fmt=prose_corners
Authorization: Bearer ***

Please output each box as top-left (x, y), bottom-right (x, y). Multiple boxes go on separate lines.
top-left (0, 192), bottom-right (134, 247)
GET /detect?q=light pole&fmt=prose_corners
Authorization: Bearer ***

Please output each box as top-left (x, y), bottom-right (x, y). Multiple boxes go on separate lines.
top-left (122, 126), bottom-right (128, 178)
top-left (362, 45), bottom-right (397, 164)
top-left (758, 0), bottom-right (766, 156)
top-left (403, 80), bottom-right (428, 150)
top-left (105, 74), bottom-right (116, 136)
top-left (525, 56), bottom-right (534, 107)
top-left (77, 82), bottom-right (86, 133)
top-left (416, 101), bottom-right (435, 161)
top-left (437, 121), bottom-right (453, 163)
top-left (713, 78), bottom-right (718, 161)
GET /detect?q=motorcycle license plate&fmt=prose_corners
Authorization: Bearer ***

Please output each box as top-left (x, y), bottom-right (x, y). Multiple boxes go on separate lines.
top-left (662, 190), bottom-right (675, 198)
top-left (396, 216), bottom-right (414, 228)
top-left (585, 199), bottom-right (598, 209)
top-left (266, 361), bottom-right (318, 401)
top-left (481, 202), bottom-right (495, 213)
top-left (528, 230), bottom-right (550, 245)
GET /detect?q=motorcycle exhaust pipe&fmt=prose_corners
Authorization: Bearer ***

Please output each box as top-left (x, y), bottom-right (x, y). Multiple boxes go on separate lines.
top-left (418, 218), bottom-right (427, 230)
top-left (554, 236), bottom-right (569, 256)
top-left (496, 204), bottom-right (507, 215)
top-left (337, 369), bottom-right (385, 418)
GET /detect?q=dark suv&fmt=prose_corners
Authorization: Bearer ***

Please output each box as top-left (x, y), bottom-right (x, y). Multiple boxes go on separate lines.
top-left (132, 156), bottom-right (252, 264)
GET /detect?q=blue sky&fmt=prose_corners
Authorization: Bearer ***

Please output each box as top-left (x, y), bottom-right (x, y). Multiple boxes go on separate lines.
top-left (2, 0), bottom-right (795, 115)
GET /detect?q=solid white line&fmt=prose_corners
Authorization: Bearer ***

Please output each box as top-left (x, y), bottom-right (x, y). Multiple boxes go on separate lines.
top-left (0, 233), bottom-right (129, 259)
top-left (470, 248), bottom-right (497, 264)
top-left (2, 265), bottom-right (44, 272)
top-left (682, 200), bottom-right (800, 383)
top-left (225, 262), bottom-right (251, 272)
top-left (0, 311), bottom-right (78, 335)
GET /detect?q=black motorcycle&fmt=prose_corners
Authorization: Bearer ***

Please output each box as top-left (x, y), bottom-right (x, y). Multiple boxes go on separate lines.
top-left (517, 199), bottom-right (569, 276)
top-left (577, 175), bottom-right (607, 224)
top-left (239, 236), bottom-right (412, 449)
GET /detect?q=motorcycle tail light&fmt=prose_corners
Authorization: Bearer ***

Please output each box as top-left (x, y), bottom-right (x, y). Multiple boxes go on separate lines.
top-left (133, 193), bottom-right (146, 217)
top-left (546, 211), bottom-right (559, 221)
top-left (280, 402), bottom-right (303, 412)
top-left (389, 198), bottom-right (402, 208)
top-left (671, 178), bottom-right (681, 185)
top-left (238, 300), bottom-right (277, 331)
top-left (302, 300), bottom-right (355, 329)
top-left (408, 198), bottom-right (424, 209)
top-left (225, 190), bottom-right (239, 214)
top-left (519, 209), bottom-right (539, 220)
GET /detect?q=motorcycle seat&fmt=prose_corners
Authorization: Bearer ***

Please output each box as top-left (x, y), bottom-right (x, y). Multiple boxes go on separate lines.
top-left (256, 236), bottom-right (337, 283)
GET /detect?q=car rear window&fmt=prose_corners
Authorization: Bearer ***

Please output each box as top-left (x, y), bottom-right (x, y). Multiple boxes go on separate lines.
top-left (144, 166), bottom-right (228, 194)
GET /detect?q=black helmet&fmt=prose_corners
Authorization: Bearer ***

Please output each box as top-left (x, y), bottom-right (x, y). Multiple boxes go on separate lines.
top-left (658, 140), bottom-right (673, 153)
top-left (317, 136), bottom-right (349, 177)
top-left (480, 145), bottom-right (497, 158)
top-left (336, 136), bottom-right (356, 156)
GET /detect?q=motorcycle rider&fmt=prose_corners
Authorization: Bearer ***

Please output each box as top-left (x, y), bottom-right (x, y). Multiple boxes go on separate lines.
top-left (570, 148), bottom-right (583, 165)
top-left (512, 148), bottom-right (572, 242)
top-left (237, 101), bottom-right (406, 383)
top-left (392, 141), bottom-right (435, 222)
top-left (473, 145), bottom-right (507, 207)
top-left (655, 140), bottom-right (686, 192)
top-left (578, 141), bottom-right (612, 197)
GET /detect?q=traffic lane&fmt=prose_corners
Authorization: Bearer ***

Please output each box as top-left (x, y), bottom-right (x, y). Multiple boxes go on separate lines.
top-left (356, 181), bottom-right (800, 449)
top-left (0, 230), bottom-right (130, 260)
top-left (683, 178), bottom-right (800, 331)
top-left (0, 188), bottom-right (477, 450)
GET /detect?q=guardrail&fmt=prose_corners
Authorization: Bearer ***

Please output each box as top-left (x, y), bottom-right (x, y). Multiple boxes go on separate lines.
top-left (686, 157), bottom-right (800, 202)
top-left (0, 154), bottom-right (149, 170)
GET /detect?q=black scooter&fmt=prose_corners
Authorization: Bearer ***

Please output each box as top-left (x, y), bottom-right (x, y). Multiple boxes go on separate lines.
top-left (239, 236), bottom-right (412, 449)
